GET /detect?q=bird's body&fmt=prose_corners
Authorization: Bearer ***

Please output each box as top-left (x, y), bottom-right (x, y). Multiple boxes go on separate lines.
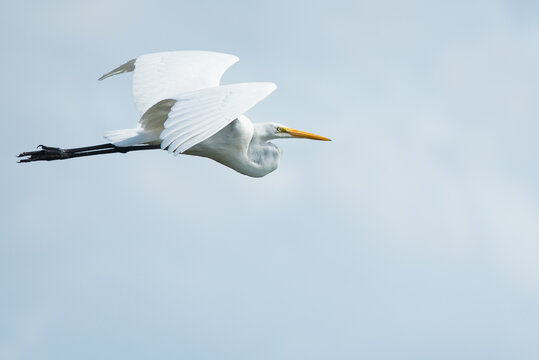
top-left (18, 51), bottom-right (330, 177)
top-left (185, 117), bottom-right (281, 178)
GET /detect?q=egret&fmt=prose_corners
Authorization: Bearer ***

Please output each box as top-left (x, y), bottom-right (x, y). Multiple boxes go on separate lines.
top-left (18, 51), bottom-right (330, 177)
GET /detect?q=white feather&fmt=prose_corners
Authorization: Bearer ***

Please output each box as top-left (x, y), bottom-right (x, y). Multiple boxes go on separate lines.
top-left (160, 82), bottom-right (277, 155)
top-left (104, 128), bottom-right (160, 146)
top-left (132, 51), bottom-right (238, 114)
top-left (99, 51), bottom-right (238, 115)
top-left (100, 51), bottom-right (239, 145)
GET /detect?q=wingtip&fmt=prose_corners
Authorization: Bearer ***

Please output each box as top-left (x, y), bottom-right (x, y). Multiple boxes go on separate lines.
top-left (97, 58), bottom-right (136, 82)
top-left (98, 72), bottom-right (115, 81)
top-left (261, 82), bottom-right (277, 95)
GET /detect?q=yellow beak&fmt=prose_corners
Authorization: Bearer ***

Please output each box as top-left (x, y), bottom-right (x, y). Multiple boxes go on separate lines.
top-left (283, 127), bottom-right (331, 141)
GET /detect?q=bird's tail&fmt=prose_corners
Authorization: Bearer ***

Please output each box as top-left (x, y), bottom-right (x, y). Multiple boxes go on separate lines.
top-left (103, 128), bottom-right (160, 147)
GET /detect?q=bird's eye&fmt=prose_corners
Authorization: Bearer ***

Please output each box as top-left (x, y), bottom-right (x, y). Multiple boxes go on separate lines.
top-left (276, 127), bottom-right (284, 133)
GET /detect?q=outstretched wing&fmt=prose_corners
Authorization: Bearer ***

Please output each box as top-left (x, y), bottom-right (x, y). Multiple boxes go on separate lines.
top-left (99, 51), bottom-right (239, 115)
top-left (159, 82), bottom-right (276, 155)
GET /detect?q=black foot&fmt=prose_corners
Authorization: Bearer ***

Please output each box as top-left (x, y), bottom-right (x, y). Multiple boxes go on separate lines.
top-left (17, 145), bottom-right (68, 162)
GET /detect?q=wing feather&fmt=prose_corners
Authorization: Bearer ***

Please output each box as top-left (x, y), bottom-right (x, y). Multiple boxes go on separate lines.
top-left (138, 99), bottom-right (176, 131)
top-left (99, 51), bottom-right (239, 115)
top-left (160, 110), bottom-right (222, 139)
top-left (160, 82), bottom-right (276, 155)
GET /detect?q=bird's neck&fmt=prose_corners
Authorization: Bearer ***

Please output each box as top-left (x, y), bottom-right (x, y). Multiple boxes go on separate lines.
top-left (185, 119), bottom-right (281, 178)
top-left (200, 138), bottom-right (280, 178)
top-left (242, 139), bottom-right (281, 177)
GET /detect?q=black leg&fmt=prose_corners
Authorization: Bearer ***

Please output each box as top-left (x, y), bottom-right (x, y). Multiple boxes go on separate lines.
top-left (17, 143), bottom-right (161, 163)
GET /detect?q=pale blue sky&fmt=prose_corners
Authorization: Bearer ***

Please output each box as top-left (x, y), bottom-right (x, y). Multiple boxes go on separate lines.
top-left (1, 0), bottom-right (539, 359)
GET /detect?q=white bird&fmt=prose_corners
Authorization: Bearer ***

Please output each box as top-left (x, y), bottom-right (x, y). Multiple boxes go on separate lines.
top-left (18, 51), bottom-right (330, 177)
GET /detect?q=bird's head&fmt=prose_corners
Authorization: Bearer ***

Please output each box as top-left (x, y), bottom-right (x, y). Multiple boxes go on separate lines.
top-left (256, 122), bottom-right (331, 142)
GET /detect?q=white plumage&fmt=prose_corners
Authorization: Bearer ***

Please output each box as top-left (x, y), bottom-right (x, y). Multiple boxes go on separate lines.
top-left (20, 51), bottom-right (329, 177)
